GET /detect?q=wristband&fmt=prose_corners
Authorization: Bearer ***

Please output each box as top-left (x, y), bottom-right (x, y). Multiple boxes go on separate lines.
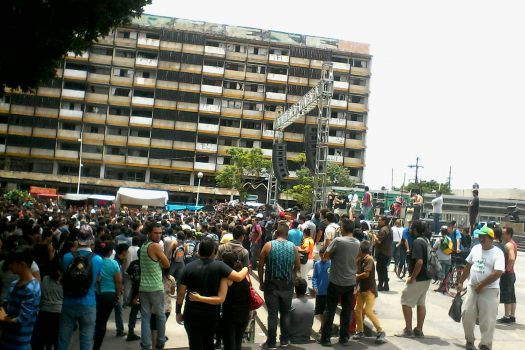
top-left (176, 303), bottom-right (182, 314)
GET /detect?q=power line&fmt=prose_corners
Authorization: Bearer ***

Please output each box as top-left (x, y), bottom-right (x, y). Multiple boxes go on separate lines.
top-left (408, 157), bottom-right (423, 184)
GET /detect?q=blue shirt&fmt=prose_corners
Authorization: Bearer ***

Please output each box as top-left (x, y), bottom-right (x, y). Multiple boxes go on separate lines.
top-left (288, 229), bottom-right (303, 246)
top-left (99, 258), bottom-right (120, 293)
top-left (61, 249), bottom-right (103, 306)
top-left (402, 227), bottom-right (414, 250)
top-left (449, 229), bottom-right (462, 250)
top-left (0, 278), bottom-right (41, 350)
top-left (312, 260), bottom-right (331, 295)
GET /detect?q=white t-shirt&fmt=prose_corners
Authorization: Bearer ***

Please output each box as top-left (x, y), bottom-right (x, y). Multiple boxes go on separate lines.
top-left (324, 223), bottom-right (340, 245)
top-left (431, 196), bottom-right (443, 214)
top-left (392, 226), bottom-right (403, 242)
top-left (466, 244), bottom-right (505, 288)
top-left (348, 194), bottom-right (359, 207)
top-left (433, 237), bottom-right (452, 261)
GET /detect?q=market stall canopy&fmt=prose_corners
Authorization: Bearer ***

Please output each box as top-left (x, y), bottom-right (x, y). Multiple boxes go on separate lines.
top-left (165, 204), bottom-right (204, 211)
top-left (64, 194), bottom-right (116, 201)
top-left (30, 186), bottom-right (60, 198)
top-left (116, 187), bottom-right (168, 208)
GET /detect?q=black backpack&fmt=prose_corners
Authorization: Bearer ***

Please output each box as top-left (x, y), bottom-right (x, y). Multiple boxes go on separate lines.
top-left (63, 252), bottom-right (94, 297)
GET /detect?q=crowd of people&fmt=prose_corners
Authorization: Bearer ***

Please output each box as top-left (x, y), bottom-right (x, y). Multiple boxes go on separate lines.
top-left (0, 190), bottom-right (518, 350)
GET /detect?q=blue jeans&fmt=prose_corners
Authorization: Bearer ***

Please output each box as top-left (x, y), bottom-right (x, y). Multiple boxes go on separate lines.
top-left (392, 242), bottom-right (400, 267)
top-left (57, 304), bottom-right (96, 350)
top-left (264, 280), bottom-right (294, 346)
top-left (361, 206), bottom-right (372, 220)
top-left (433, 213), bottom-right (441, 234)
top-left (140, 291), bottom-right (166, 350)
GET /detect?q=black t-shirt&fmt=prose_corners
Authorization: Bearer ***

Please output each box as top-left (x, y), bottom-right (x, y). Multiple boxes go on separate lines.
top-left (409, 237), bottom-right (430, 281)
top-left (469, 196), bottom-right (479, 215)
top-left (180, 258), bottom-right (233, 316)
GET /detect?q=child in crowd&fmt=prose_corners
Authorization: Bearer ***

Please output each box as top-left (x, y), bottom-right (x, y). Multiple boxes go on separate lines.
top-left (312, 247), bottom-right (331, 331)
top-left (0, 245), bottom-right (41, 350)
top-left (353, 240), bottom-right (386, 344)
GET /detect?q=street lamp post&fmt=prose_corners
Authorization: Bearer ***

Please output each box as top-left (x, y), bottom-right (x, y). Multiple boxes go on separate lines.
top-left (76, 131), bottom-right (83, 194)
top-left (195, 171), bottom-right (203, 209)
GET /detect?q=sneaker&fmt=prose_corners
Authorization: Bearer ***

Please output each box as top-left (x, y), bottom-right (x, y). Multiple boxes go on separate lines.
top-left (318, 338), bottom-right (331, 347)
top-left (395, 329), bottom-right (413, 338)
top-left (280, 340), bottom-right (290, 348)
top-left (375, 331), bottom-right (386, 344)
top-left (510, 316), bottom-right (516, 323)
top-left (479, 345), bottom-right (490, 350)
top-left (466, 342), bottom-right (477, 350)
top-left (413, 328), bottom-right (424, 338)
top-left (497, 316), bottom-right (512, 324)
top-left (339, 337), bottom-right (349, 346)
top-left (126, 333), bottom-right (141, 341)
top-left (116, 331), bottom-right (127, 337)
top-left (260, 343), bottom-right (277, 350)
top-left (352, 332), bottom-right (364, 340)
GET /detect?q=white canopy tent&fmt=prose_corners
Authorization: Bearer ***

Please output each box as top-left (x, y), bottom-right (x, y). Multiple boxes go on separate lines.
top-left (64, 194), bottom-right (116, 201)
top-left (115, 187), bottom-right (168, 208)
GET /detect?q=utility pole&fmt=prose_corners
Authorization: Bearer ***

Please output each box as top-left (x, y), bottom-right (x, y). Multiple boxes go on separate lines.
top-left (447, 165), bottom-right (452, 190)
top-left (408, 157), bottom-right (424, 184)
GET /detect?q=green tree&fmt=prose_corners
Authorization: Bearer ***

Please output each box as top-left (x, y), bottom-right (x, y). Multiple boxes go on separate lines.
top-left (327, 162), bottom-right (355, 188)
top-left (403, 180), bottom-right (452, 195)
top-left (215, 147), bottom-right (271, 200)
top-left (4, 189), bottom-right (32, 205)
top-left (1, 0), bottom-right (150, 95)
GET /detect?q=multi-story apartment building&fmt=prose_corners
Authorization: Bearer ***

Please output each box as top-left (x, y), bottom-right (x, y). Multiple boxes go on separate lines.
top-left (0, 14), bottom-right (371, 203)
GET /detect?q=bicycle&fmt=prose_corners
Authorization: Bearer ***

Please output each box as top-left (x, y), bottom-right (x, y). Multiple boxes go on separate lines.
top-left (445, 254), bottom-right (465, 297)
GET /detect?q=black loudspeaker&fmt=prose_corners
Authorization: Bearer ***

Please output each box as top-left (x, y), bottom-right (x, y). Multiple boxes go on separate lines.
top-left (272, 142), bottom-right (289, 181)
top-left (305, 126), bottom-right (317, 172)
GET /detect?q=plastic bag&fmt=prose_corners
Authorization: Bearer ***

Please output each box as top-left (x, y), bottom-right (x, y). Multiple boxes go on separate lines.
top-left (448, 293), bottom-right (463, 322)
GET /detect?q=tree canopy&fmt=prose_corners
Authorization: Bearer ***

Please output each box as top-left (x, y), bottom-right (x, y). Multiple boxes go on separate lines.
top-left (1, 0), bottom-right (150, 95)
top-left (403, 179), bottom-right (452, 195)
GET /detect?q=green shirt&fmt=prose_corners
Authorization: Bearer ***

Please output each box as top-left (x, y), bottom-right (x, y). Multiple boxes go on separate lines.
top-left (139, 242), bottom-right (163, 292)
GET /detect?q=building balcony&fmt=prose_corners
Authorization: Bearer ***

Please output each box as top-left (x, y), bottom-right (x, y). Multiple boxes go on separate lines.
top-left (261, 148), bottom-right (272, 157)
top-left (137, 37), bottom-right (160, 48)
top-left (223, 88), bottom-right (243, 99)
top-left (126, 156), bottom-right (149, 165)
top-left (194, 162), bottom-right (216, 171)
top-left (57, 129), bottom-right (80, 140)
top-left (347, 121), bottom-right (366, 130)
top-left (176, 102), bottom-right (198, 113)
top-left (62, 89), bottom-right (85, 100)
top-left (10, 105), bottom-right (34, 116)
top-left (63, 69), bottom-right (87, 80)
top-left (245, 72), bottom-right (266, 83)
top-left (158, 61), bottom-right (181, 72)
top-left (345, 139), bottom-right (365, 149)
top-left (243, 109), bottom-right (263, 119)
top-left (329, 118), bottom-right (347, 127)
top-left (204, 46), bottom-right (226, 57)
top-left (90, 54), bottom-right (113, 65)
top-left (284, 132), bottom-right (303, 142)
top-left (217, 145), bottom-right (229, 155)
top-left (150, 138), bottom-right (173, 149)
top-left (108, 95), bottom-right (131, 106)
top-left (0, 124), bottom-right (7, 134)
top-left (59, 109), bottom-right (83, 120)
top-left (173, 140), bottom-right (195, 151)
top-left (266, 92), bottom-right (286, 102)
top-left (0, 102), bottom-right (9, 113)
top-left (175, 121), bottom-right (197, 132)
top-left (226, 51), bottom-right (247, 61)
top-left (198, 123), bottom-right (219, 133)
top-left (224, 70), bottom-right (245, 80)
top-left (172, 160), bottom-right (194, 170)
top-left (328, 136), bottom-right (345, 145)
top-left (263, 111), bottom-right (278, 120)
top-left (267, 73), bottom-right (287, 83)
top-left (130, 116), bottom-right (153, 127)
top-left (114, 37), bottom-right (136, 48)
top-left (152, 119), bottom-right (175, 129)
top-left (156, 80), bottom-right (178, 91)
top-left (333, 62), bottom-right (351, 72)
top-left (96, 35), bottom-right (114, 45)
top-left (128, 136), bottom-right (150, 147)
top-left (196, 142), bottom-right (218, 152)
top-left (327, 154), bottom-right (344, 163)
top-left (87, 73), bottom-right (110, 84)
top-left (182, 44), bottom-right (204, 55)
top-left (82, 132), bottom-right (105, 143)
top-left (241, 128), bottom-right (262, 138)
top-left (349, 85), bottom-right (368, 94)
top-left (6, 146), bottom-right (30, 156)
top-left (344, 157), bottom-right (364, 168)
top-left (37, 87), bottom-right (61, 98)
top-left (104, 154), bottom-right (126, 164)
top-left (290, 56), bottom-right (310, 67)
top-left (288, 76), bottom-right (309, 85)
top-left (84, 112), bottom-right (106, 124)
top-left (131, 96), bottom-right (154, 107)
top-left (135, 57), bottom-right (158, 67)
top-left (149, 158), bottom-right (171, 168)
top-left (112, 56), bottom-right (135, 68)
top-left (66, 51), bottom-right (89, 60)
top-left (55, 149), bottom-right (79, 160)
top-left (106, 115), bottom-right (129, 126)
top-left (247, 53), bottom-right (268, 63)
top-left (35, 107), bottom-right (58, 118)
top-left (286, 95), bottom-right (301, 104)
top-left (199, 104), bottom-right (221, 114)
top-left (32, 128), bottom-right (56, 138)
top-left (269, 54), bottom-right (290, 64)
top-left (155, 99), bottom-right (177, 110)
top-left (180, 64), bottom-right (202, 74)
top-left (31, 148), bottom-right (54, 158)
top-left (160, 40), bottom-right (182, 51)
top-left (330, 99), bottom-right (347, 108)
top-left (85, 92), bottom-right (108, 104)
top-left (9, 126), bottom-right (32, 136)
top-left (104, 134), bottom-right (127, 146)
top-left (111, 76), bottom-right (133, 86)
top-left (347, 103), bottom-right (367, 113)
top-left (202, 65), bottom-right (224, 76)
top-left (262, 130), bottom-right (274, 139)
top-left (201, 85), bottom-right (223, 95)
top-left (243, 91), bottom-right (264, 101)
top-left (219, 126), bottom-right (240, 137)
top-left (220, 107), bottom-right (242, 118)
top-left (178, 82), bottom-right (200, 93)
top-left (82, 152), bottom-right (103, 161)
top-left (134, 77), bottom-right (156, 88)
top-left (351, 67), bottom-right (370, 77)
top-left (334, 81), bottom-right (349, 90)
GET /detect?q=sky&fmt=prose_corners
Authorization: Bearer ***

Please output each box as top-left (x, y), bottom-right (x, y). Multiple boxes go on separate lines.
top-left (144, 0), bottom-right (525, 190)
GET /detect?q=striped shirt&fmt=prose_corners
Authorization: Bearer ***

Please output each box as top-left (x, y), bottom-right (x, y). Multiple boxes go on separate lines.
top-left (265, 240), bottom-right (295, 283)
top-left (0, 278), bottom-right (41, 350)
top-left (139, 242), bottom-right (163, 292)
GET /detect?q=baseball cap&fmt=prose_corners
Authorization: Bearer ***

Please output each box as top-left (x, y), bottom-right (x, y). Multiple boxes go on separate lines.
top-left (478, 226), bottom-right (494, 238)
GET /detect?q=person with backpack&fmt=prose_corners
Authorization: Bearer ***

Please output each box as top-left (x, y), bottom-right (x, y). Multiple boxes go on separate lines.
top-left (169, 231), bottom-right (186, 284)
top-left (183, 231), bottom-right (198, 265)
top-left (432, 227), bottom-right (453, 293)
top-left (397, 220), bottom-right (432, 339)
top-left (57, 224), bottom-right (103, 350)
